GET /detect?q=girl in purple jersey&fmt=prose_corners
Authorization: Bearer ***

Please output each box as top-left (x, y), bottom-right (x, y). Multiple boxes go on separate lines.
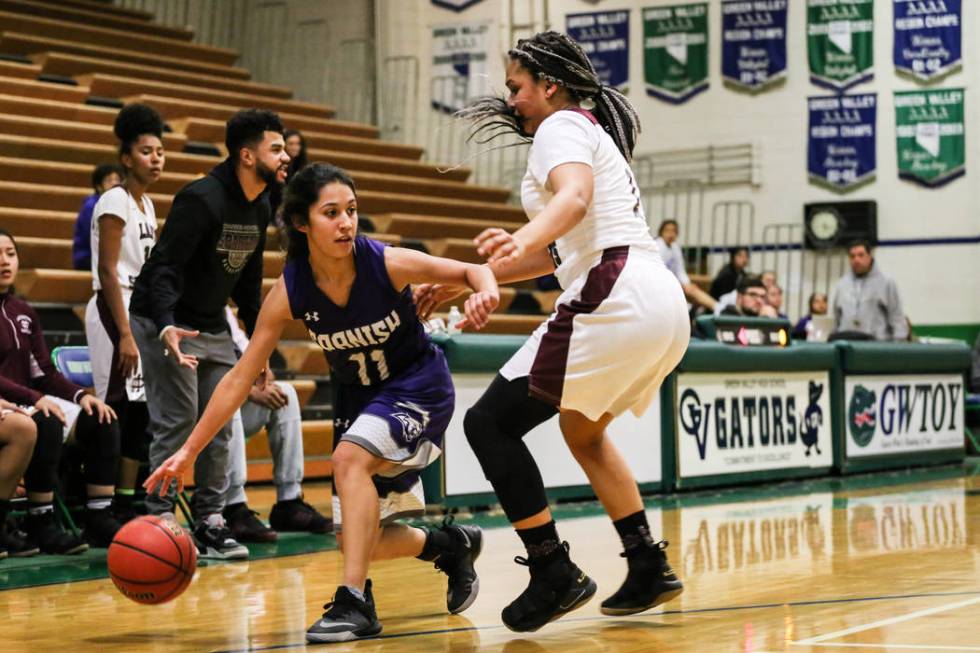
top-left (146, 163), bottom-right (499, 643)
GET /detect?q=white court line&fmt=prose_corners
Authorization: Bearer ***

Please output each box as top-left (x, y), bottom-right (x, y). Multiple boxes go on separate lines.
top-left (794, 596), bottom-right (980, 646)
top-left (798, 645), bottom-right (980, 651)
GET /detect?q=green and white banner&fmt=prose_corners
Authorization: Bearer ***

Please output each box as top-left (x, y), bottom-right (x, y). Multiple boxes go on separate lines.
top-left (643, 3), bottom-right (709, 104)
top-left (895, 88), bottom-right (965, 187)
top-left (807, 0), bottom-right (874, 91)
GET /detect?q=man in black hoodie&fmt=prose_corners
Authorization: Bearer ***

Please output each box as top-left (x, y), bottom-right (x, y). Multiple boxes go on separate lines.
top-left (130, 109), bottom-right (289, 560)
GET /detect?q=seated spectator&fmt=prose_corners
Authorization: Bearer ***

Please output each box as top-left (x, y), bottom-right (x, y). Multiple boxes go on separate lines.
top-left (222, 308), bottom-right (331, 542)
top-left (766, 283), bottom-right (788, 320)
top-left (654, 219), bottom-right (716, 312)
top-left (271, 129), bottom-right (309, 219)
top-left (0, 229), bottom-right (122, 553)
top-left (72, 163), bottom-right (124, 271)
top-left (709, 246), bottom-right (749, 299)
top-left (793, 292), bottom-right (828, 339)
top-left (761, 270), bottom-right (777, 289)
top-left (0, 398), bottom-right (39, 558)
top-left (832, 240), bottom-right (908, 341)
top-left (720, 276), bottom-right (778, 318)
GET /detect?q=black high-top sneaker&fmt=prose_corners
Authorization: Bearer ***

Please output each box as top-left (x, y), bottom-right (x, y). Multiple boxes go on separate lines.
top-left (600, 540), bottom-right (683, 615)
top-left (268, 497), bottom-right (331, 534)
top-left (25, 510), bottom-right (88, 555)
top-left (429, 521), bottom-right (482, 614)
top-left (84, 506), bottom-right (124, 547)
top-left (501, 541), bottom-right (597, 632)
top-left (306, 579), bottom-right (382, 643)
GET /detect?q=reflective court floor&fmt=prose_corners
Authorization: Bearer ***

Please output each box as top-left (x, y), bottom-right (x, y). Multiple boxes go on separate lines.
top-left (1, 465), bottom-right (978, 653)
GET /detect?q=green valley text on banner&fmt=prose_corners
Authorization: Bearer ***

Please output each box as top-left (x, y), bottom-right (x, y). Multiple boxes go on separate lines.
top-left (721, 0), bottom-right (789, 92)
top-left (808, 93), bottom-right (877, 192)
top-left (807, 0), bottom-right (874, 91)
top-left (431, 22), bottom-right (491, 113)
top-left (895, 88), bottom-right (965, 187)
top-left (846, 374), bottom-right (964, 458)
top-left (676, 372), bottom-right (833, 479)
top-left (643, 3), bottom-right (709, 104)
top-left (566, 10), bottom-right (630, 91)
top-left (893, 0), bottom-right (961, 81)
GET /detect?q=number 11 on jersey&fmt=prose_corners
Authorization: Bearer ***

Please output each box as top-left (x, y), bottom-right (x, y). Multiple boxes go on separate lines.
top-left (349, 349), bottom-right (390, 385)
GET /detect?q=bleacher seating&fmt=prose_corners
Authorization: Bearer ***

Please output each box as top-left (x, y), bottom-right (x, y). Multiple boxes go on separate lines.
top-left (0, 0), bottom-right (553, 485)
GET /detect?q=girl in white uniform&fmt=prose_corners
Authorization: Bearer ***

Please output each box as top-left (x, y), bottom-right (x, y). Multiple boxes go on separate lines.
top-left (418, 31), bottom-right (690, 632)
top-left (84, 104), bottom-right (165, 521)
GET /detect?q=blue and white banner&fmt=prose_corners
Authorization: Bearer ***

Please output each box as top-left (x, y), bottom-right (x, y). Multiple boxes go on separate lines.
top-left (431, 21), bottom-right (492, 113)
top-left (893, 0), bottom-right (961, 82)
top-left (808, 93), bottom-right (877, 192)
top-left (721, 0), bottom-right (788, 92)
top-left (566, 10), bottom-right (630, 90)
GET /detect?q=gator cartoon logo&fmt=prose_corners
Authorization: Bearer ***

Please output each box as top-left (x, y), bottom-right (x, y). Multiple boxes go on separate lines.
top-left (800, 381), bottom-right (823, 456)
top-left (848, 385), bottom-right (877, 447)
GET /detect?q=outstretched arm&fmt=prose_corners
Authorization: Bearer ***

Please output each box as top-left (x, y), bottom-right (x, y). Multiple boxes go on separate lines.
top-left (385, 247), bottom-right (499, 330)
top-left (144, 277), bottom-right (293, 495)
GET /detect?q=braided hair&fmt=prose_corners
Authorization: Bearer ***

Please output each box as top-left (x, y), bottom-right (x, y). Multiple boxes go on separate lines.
top-left (458, 30), bottom-right (641, 161)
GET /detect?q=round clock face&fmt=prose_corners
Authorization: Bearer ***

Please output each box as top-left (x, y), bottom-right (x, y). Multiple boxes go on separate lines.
top-left (810, 210), bottom-right (840, 241)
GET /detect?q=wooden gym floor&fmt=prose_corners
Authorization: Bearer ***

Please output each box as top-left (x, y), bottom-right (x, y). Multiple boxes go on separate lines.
top-left (1, 465), bottom-right (979, 652)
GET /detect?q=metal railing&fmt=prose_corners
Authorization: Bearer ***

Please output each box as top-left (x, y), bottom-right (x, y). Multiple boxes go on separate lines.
top-left (759, 224), bottom-right (847, 321)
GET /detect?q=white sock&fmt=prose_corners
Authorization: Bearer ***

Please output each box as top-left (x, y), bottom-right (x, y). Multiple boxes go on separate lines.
top-left (86, 497), bottom-right (112, 511)
top-left (28, 503), bottom-right (54, 516)
top-left (346, 586), bottom-right (366, 602)
top-left (204, 513), bottom-right (225, 529)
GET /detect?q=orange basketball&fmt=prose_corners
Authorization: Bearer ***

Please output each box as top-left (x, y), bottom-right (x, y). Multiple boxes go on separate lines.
top-left (107, 515), bottom-right (197, 605)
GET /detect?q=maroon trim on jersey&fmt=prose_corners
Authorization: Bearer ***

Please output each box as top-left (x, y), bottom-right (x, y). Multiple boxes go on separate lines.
top-left (528, 246), bottom-right (630, 408)
top-left (95, 290), bottom-right (127, 403)
top-left (564, 107), bottom-right (599, 124)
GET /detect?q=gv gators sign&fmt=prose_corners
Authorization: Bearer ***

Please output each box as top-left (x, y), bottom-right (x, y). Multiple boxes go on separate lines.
top-left (845, 374), bottom-right (964, 457)
top-left (676, 372), bottom-right (833, 478)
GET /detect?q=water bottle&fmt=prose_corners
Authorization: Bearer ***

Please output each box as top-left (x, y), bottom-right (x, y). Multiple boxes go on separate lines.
top-left (447, 306), bottom-right (462, 336)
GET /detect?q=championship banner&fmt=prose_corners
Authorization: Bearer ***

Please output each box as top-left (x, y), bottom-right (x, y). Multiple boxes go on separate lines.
top-left (895, 88), bottom-right (965, 187)
top-left (675, 372), bottom-right (833, 479)
top-left (721, 0), bottom-right (788, 92)
top-left (808, 93), bottom-right (876, 192)
top-left (643, 3), bottom-right (709, 104)
top-left (566, 10), bottom-right (630, 91)
top-left (807, 0), bottom-right (874, 91)
top-left (846, 374), bottom-right (964, 458)
top-left (430, 22), bottom-right (491, 113)
top-left (894, 0), bottom-right (961, 81)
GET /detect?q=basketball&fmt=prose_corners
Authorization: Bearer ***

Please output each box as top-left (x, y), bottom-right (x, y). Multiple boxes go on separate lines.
top-left (107, 516), bottom-right (197, 605)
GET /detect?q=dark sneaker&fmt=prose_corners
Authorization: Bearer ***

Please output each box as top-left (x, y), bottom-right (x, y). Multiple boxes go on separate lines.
top-left (269, 498), bottom-right (332, 534)
top-left (306, 579), bottom-right (382, 643)
top-left (224, 502), bottom-right (277, 543)
top-left (430, 522), bottom-right (482, 614)
top-left (600, 540), bottom-right (684, 616)
top-left (0, 527), bottom-right (40, 558)
top-left (193, 519), bottom-right (249, 560)
top-left (84, 507), bottom-right (123, 547)
top-left (25, 511), bottom-right (88, 555)
top-left (501, 542), bottom-right (597, 632)
top-left (112, 501), bottom-right (140, 526)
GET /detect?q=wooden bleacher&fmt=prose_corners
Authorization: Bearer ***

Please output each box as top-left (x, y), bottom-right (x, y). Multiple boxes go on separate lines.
top-left (0, 0), bottom-right (557, 484)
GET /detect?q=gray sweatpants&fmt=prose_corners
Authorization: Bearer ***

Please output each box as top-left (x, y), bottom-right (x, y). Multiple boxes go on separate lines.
top-left (226, 380), bottom-right (305, 506)
top-left (132, 315), bottom-right (238, 518)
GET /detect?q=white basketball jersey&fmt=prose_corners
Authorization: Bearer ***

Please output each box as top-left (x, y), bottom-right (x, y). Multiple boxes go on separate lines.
top-left (520, 110), bottom-right (659, 288)
top-left (90, 186), bottom-right (157, 291)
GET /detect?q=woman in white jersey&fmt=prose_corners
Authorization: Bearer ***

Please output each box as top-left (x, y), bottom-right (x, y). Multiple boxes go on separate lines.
top-left (84, 103), bottom-right (165, 522)
top-left (418, 31), bottom-right (690, 632)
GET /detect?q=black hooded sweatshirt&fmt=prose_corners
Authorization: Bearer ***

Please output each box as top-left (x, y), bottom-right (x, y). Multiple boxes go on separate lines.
top-left (130, 158), bottom-right (268, 336)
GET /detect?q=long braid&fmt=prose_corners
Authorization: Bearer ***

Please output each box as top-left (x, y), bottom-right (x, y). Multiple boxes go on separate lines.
top-left (458, 30), bottom-right (642, 161)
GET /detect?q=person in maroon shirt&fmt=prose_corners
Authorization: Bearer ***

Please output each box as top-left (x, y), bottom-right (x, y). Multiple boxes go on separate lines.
top-left (0, 229), bottom-right (122, 553)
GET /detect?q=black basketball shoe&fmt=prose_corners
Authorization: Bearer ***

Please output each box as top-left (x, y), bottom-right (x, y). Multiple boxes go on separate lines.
top-left (501, 542), bottom-right (597, 632)
top-left (430, 522), bottom-right (482, 614)
top-left (306, 579), bottom-right (382, 643)
top-left (600, 540), bottom-right (683, 615)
